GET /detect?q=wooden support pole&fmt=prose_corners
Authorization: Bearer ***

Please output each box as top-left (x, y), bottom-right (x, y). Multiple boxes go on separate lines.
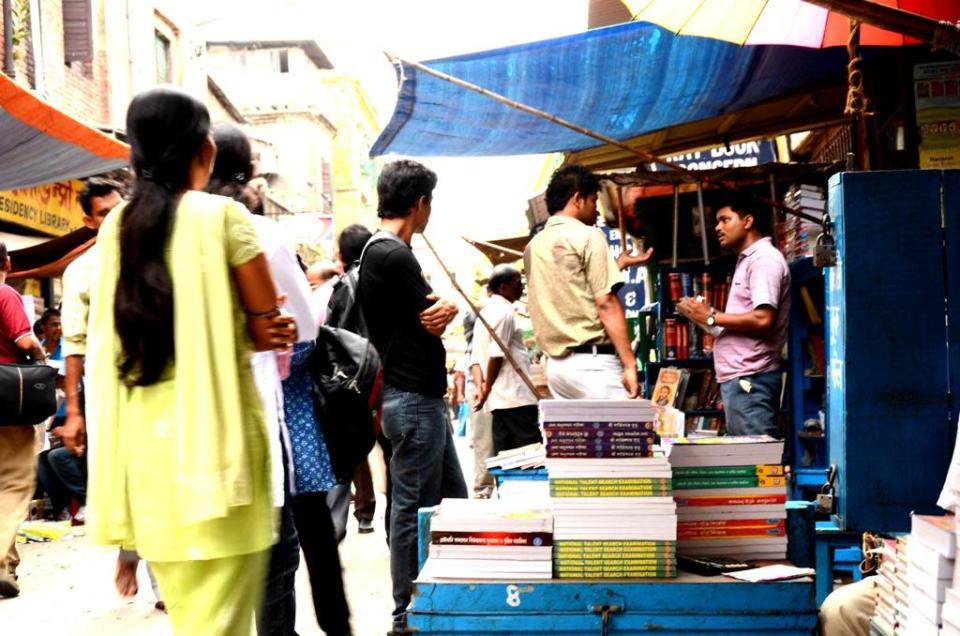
top-left (671, 185), bottom-right (680, 269)
top-left (421, 234), bottom-right (541, 401)
top-left (696, 183), bottom-right (710, 266)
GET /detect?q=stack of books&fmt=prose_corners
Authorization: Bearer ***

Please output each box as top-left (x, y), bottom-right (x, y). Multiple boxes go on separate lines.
top-left (420, 498), bottom-right (553, 580)
top-left (943, 518), bottom-right (960, 636)
top-left (541, 399), bottom-right (677, 579)
top-left (484, 443), bottom-right (546, 470)
top-left (781, 184), bottom-right (825, 263)
top-left (901, 514), bottom-right (956, 634)
top-left (870, 537), bottom-right (909, 635)
top-left (668, 436), bottom-right (787, 559)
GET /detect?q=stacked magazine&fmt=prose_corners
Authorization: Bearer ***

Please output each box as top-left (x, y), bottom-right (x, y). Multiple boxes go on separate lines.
top-left (668, 436), bottom-right (787, 560)
top-left (541, 399), bottom-right (677, 578)
top-left (420, 498), bottom-right (553, 580)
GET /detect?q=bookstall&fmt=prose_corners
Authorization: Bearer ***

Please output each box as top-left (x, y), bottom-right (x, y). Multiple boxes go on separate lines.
top-left (411, 402), bottom-right (817, 635)
top-left (366, 2), bottom-right (960, 632)
top-left (598, 163), bottom-right (838, 500)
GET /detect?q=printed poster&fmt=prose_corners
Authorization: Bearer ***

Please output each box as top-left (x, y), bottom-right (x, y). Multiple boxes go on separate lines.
top-left (915, 62), bottom-right (960, 169)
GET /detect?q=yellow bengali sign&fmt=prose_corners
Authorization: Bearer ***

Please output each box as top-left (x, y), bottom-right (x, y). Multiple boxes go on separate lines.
top-left (0, 180), bottom-right (85, 236)
top-left (915, 62), bottom-right (960, 170)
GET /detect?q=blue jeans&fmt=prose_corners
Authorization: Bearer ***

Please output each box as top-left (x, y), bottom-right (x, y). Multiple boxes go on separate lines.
top-left (719, 370), bottom-right (782, 438)
top-left (36, 447), bottom-right (86, 514)
top-left (382, 384), bottom-right (468, 631)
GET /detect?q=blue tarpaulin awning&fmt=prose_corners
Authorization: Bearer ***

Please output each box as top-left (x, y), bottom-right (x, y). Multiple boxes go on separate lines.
top-left (370, 21), bottom-right (882, 164)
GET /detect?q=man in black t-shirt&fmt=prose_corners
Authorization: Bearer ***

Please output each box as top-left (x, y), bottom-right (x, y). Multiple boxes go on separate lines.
top-left (359, 160), bottom-right (467, 635)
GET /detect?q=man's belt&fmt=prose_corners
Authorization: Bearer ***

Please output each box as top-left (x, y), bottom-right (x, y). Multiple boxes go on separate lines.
top-left (569, 344), bottom-right (616, 355)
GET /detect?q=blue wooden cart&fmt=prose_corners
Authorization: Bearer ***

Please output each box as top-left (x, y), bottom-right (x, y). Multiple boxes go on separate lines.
top-left (411, 507), bottom-right (817, 635)
top-left (407, 574), bottom-right (817, 635)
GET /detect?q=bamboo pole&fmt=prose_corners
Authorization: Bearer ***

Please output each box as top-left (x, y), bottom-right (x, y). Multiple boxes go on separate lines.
top-left (615, 186), bottom-right (628, 253)
top-left (671, 185), bottom-right (679, 269)
top-left (804, 0), bottom-right (960, 54)
top-left (695, 183), bottom-right (710, 266)
top-left (421, 234), bottom-right (541, 401)
top-left (388, 54), bottom-right (823, 225)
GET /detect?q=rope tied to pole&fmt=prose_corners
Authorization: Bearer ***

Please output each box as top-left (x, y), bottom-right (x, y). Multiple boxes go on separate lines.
top-left (844, 19), bottom-right (873, 117)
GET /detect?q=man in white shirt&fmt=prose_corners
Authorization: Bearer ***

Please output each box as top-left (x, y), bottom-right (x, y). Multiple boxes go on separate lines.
top-left (471, 265), bottom-right (541, 453)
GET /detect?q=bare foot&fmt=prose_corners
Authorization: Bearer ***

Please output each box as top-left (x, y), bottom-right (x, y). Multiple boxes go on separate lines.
top-left (115, 559), bottom-right (138, 597)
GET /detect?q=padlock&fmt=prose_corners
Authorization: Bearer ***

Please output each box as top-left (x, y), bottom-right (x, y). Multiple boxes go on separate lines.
top-left (816, 492), bottom-right (835, 515)
top-left (816, 464), bottom-right (838, 514)
top-left (813, 213), bottom-right (838, 268)
top-left (813, 232), bottom-right (838, 268)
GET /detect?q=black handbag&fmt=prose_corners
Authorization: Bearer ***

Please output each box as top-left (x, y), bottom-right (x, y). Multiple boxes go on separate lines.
top-left (0, 362), bottom-right (57, 426)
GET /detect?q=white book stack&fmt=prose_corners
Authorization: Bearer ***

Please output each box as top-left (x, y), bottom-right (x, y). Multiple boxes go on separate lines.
top-left (420, 498), bottom-right (554, 580)
top-left (943, 517), bottom-right (960, 636)
top-left (667, 436), bottom-right (787, 560)
top-left (870, 537), bottom-right (907, 635)
top-left (782, 184), bottom-right (825, 263)
top-left (484, 443), bottom-right (546, 471)
top-left (540, 399), bottom-right (677, 579)
top-left (904, 514), bottom-right (955, 635)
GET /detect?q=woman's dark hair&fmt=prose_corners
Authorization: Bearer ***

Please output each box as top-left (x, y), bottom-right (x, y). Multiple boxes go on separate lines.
top-left (206, 122), bottom-right (263, 214)
top-left (115, 86), bottom-right (211, 386)
top-left (337, 224), bottom-right (373, 265)
top-left (714, 191), bottom-right (774, 238)
top-left (545, 165), bottom-right (600, 214)
top-left (377, 160), bottom-right (437, 219)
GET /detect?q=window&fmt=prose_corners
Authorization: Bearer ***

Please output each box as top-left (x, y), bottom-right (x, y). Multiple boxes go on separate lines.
top-left (155, 32), bottom-right (171, 84)
top-left (272, 49), bottom-right (290, 74)
top-left (62, 0), bottom-right (93, 63)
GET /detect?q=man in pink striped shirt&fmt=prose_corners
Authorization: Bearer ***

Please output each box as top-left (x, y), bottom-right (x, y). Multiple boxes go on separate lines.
top-left (678, 193), bottom-right (790, 438)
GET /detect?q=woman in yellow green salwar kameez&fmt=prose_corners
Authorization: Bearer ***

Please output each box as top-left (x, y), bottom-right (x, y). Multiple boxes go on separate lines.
top-left (84, 87), bottom-right (297, 635)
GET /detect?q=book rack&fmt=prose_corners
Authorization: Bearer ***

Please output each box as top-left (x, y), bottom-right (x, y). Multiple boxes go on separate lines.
top-left (647, 261), bottom-right (735, 436)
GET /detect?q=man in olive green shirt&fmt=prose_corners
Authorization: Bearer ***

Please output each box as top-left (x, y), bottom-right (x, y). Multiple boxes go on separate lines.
top-left (524, 166), bottom-right (639, 399)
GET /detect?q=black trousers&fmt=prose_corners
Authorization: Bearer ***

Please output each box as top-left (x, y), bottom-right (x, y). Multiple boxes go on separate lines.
top-left (292, 492), bottom-right (352, 636)
top-left (257, 497), bottom-right (300, 636)
top-left (492, 405), bottom-right (542, 454)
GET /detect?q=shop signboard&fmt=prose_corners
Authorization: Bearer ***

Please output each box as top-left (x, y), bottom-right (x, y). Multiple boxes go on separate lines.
top-left (598, 218), bottom-right (645, 321)
top-left (650, 140), bottom-right (778, 171)
top-left (915, 61), bottom-right (960, 169)
top-left (0, 180), bottom-right (85, 236)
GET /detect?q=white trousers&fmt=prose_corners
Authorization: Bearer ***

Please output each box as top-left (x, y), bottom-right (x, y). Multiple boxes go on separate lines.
top-left (546, 353), bottom-right (628, 400)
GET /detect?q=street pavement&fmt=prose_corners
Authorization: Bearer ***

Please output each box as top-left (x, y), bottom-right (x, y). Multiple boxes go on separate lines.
top-left (0, 435), bottom-right (476, 635)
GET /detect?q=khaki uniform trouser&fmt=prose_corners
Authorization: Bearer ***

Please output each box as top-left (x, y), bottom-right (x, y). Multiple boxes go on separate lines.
top-left (0, 426), bottom-right (41, 577)
top-left (819, 577), bottom-right (874, 636)
top-left (467, 385), bottom-right (495, 494)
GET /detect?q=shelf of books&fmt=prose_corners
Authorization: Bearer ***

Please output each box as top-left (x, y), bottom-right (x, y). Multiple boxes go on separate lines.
top-left (646, 262), bottom-right (733, 437)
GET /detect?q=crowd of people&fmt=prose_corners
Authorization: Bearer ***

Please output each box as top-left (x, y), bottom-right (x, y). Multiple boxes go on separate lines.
top-left (0, 84), bottom-right (795, 635)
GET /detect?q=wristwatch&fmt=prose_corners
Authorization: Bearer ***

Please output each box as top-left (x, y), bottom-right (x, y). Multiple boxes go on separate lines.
top-left (706, 308), bottom-right (718, 327)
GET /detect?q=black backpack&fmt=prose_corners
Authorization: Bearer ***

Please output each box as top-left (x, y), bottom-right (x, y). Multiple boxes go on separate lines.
top-left (306, 232), bottom-right (400, 482)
